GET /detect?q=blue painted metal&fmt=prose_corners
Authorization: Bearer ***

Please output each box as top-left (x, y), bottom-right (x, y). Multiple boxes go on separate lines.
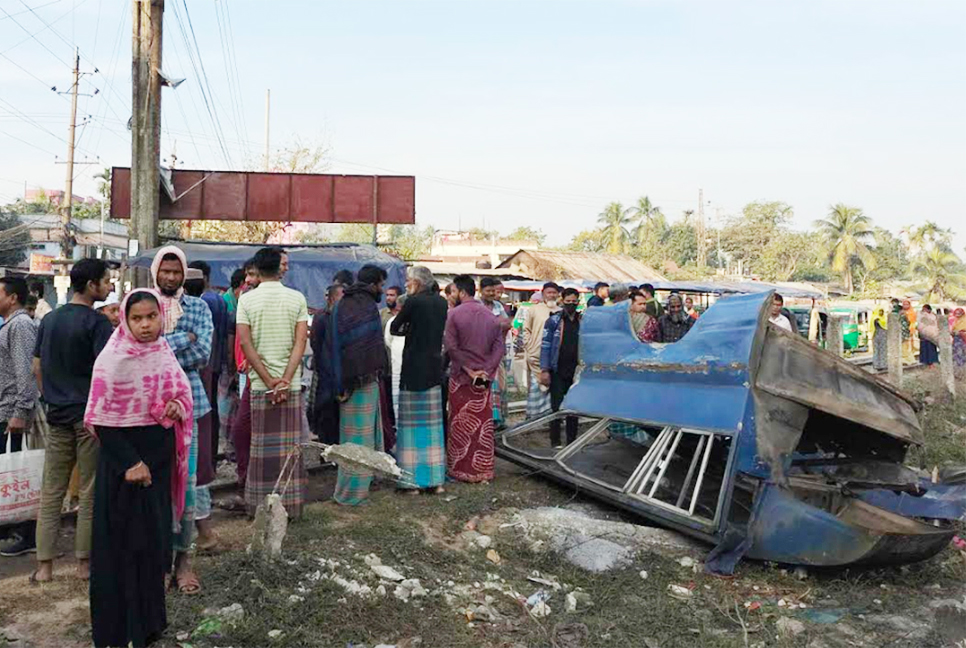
top-left (858, 484), bottom-right (966, 522)
top-left (498, 290), bottom-right (956, 570)
top-left (564, 292), bottom-right (765, 472)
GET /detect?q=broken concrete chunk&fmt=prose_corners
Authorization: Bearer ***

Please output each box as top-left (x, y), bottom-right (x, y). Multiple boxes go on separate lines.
top-left (268, 629), bottom-right (284, 640)
top-left (486, 549), bottom-right (502, 565)
top-left (364, 553), bottom-right (382, 567)
top-left (249, 494), bottom-right (289, 560)
top-left (216, 603), bottom-right (245, 625)
top-left (667, 584), bottom-right (692, 600)
top-left (776, 617), bottom-right (806, 637)
top-left (371, 564), bottom-right (406, 581)
top-left (529, 600), bottom-right (551, 618)
top-left (475, 535), bottom-right (493, 549)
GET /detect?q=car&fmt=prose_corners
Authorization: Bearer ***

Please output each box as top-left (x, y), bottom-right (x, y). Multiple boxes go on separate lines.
top-left (496, 292), bottom-right (963, 572)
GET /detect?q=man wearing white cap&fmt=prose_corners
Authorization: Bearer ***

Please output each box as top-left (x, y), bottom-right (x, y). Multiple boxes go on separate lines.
top-left (92, 293), bottom-right (120, 328)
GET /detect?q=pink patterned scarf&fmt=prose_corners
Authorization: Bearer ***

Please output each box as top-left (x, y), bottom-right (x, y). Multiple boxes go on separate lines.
top-left (85, 289), bottom-right (194, 520)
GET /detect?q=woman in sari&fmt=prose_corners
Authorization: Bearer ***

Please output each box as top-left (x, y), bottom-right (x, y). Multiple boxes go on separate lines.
top-left (86, 290), bottom-right (193, 648)
top-left (630, 292), bottom-right (660, 342)
top-left (917, 304), bottom-right (940, 366)
top-left (952, 308), bottom-right (966, 380)
top-left (870, 307), bottom-right (888, 372)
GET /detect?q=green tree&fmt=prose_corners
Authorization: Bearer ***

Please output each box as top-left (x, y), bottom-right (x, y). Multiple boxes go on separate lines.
top-left (814, 203), bottom-right (875, 294)
top-left (631, 196), bottom-right (668, 254)
top-left (720, 201), bottom-right (793, 275)
top-left (505, 226), bottom-right (546, 245)
top-left (566, 228), bottom-right (605, 253)
top-left (386, 225), bottom-right (434, 260)
top-left (466, 227), bottom-right (498, 241)
top-left (0, 210), bottom-right (30, 267)
top-left (913, 246), bottom-right (966, 302)
top-left (596, 202), bottom-right (634, 254)
top-left (662, 222), bottom-right (698, 268)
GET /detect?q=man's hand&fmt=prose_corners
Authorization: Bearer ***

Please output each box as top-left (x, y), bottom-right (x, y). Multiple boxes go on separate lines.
top-left (125, 461), bottom-right (152, 486)
top-left (6, 417), bottom-right (27, 434)
top-left (539, 371), bottom-right (551, 387)
top-left (164, 400), bottom-right (183, 422)
top-left (187, 332), bottom-right (197, 343)
top-left (271, 389), bottom-right (290, 406)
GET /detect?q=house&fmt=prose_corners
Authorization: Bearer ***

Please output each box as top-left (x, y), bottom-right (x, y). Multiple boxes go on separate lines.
top-left (496, 249), bottom-right (667, 283)
top-left (18, 214), bottom-right (129, 270)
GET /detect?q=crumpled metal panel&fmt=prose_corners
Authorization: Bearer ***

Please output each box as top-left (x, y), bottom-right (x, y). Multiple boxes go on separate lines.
top-left (858, 483), bottom-right (966, 522)
top-left (562, 292), bottom-right (764, 439)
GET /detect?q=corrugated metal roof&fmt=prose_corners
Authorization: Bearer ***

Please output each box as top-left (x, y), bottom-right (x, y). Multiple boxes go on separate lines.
top-left (496, 249), bottom-right (667, 282)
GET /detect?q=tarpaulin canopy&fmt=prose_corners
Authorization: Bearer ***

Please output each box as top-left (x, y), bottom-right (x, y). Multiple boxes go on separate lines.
top-left (129, 241), bottom-right (408, 309)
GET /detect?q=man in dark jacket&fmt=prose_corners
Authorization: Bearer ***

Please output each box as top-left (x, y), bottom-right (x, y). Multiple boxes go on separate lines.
top-left (539, 287), bottom-right (582, 447)
top-left (390, 266), bottom-right (448, 492)
top-left (587, 282), bottom-right (609, 307)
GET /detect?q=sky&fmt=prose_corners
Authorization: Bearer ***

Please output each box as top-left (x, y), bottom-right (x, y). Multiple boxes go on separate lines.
top-left (1, 0), bottom-right (965, 249)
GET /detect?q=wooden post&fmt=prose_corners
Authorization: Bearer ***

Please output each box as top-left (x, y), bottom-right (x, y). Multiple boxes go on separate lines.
top-left (938, 329), bottom-right (955, 399)
top-left (826, 314), bottom-right (844, 357)
top-left (131, 0), bottom-right (164, 259)
top-left (887, 311), bottom-right (903, 386)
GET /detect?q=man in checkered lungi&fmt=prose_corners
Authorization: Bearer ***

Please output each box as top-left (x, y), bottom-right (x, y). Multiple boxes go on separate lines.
top-left (390, 266), bottom-right (448, 493)
top-left (331, 265), bottom-right (391, 505)
top-left (236, 247), bottom-right (310, 519)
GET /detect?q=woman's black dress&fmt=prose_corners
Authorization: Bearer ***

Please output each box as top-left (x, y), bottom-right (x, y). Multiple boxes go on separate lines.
top-left (90, 424), bottom-right (173, 648)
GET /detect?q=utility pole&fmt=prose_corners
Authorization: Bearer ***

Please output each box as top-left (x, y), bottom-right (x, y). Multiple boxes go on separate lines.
top-left (696, 188), bottom-right (706, 270)
top-left (131, 0), bottom-right (164, 257)
top-left (60, 49), bottom-right (81, 260)
top-left (264, 89), bottom-right (271, 171)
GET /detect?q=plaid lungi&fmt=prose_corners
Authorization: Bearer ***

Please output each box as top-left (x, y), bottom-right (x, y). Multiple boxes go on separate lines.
top-left (396, 387), bottom-right (445, 489)
top-left (172, 417), bottom-right (198, 552)
top-left (491, 364), bottom-right (507, 425)
top-left (447, 378), bottom-right (495, 483)
top-left (608, 421), bottom-right (651, 445)
top-left (526, 374), bottom-right (552, 419)
top-left (334, 381), bottom-right (384, 506)
top-left (245, 391), bottom-right (307, 518)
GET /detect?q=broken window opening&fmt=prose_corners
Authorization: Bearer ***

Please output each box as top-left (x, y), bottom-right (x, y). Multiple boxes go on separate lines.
top-left (555, 420), bottom-right (663, 490)
top-left (623, 428), bottom-right (734, 524)
top-left (791, 409), bottom-right (910, 469)
top-left (500, 412), bottom-right (607, 460)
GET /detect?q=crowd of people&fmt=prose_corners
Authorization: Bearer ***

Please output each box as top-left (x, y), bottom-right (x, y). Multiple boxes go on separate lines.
top-left (5, 246), bottom-right (966, 648)
top-left (869, 298), bottom-right (966, 377)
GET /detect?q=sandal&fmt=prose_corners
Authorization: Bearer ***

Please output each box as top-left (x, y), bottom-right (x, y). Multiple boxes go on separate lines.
top-left (174, 572), bottom-right (202, 595)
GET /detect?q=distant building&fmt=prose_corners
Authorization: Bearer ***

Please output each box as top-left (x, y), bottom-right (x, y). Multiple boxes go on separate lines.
top-left (426, 230), bottom-right (539, 268)
top-left (17, 214), bottom-right (128, 271)
top-left (496, 249), bottom-right (667, 283)
top-left (24, 189), bottom-right (98, 207)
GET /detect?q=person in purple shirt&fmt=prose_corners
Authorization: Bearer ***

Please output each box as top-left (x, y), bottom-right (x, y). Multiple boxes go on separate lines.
top-left (443, 275), bottom-right (505, 483)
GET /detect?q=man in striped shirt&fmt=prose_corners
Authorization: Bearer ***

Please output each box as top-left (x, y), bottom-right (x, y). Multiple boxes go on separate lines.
top-left (236, 247), bottom-right (310, 518)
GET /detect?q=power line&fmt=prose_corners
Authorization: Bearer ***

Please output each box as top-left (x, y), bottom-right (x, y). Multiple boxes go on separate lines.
top-left (0, 0), bottom-right (65, 22)
top-left (0, 129), bottom-right (58, 156)
top-left (0, 4), bottom-right (73, 69)
top-left (172, 0), bottom-right (233, 167)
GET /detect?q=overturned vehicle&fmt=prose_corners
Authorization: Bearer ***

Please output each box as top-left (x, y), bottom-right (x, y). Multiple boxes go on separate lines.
top-left (496, 292), bottom-right (965, 572)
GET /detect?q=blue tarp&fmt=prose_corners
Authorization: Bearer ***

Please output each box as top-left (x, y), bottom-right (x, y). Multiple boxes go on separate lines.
top-left (129, 241), bottom-right (408, 309)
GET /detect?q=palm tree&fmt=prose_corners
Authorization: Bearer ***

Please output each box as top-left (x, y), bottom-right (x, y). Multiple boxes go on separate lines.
top-left (631, 195), bottom-right (667, 246)
top-left (814, 204), bottom-right (876, 294)
top-left (913, 247), bottom-right (966, 302)
top-left (902, 221), bottom-right (953, 255)
top-left (597, 202), bottom-right (634, 254)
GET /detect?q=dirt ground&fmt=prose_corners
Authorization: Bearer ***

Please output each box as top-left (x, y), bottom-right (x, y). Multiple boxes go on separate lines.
top-left (1, 376), bottom-right (965, 648)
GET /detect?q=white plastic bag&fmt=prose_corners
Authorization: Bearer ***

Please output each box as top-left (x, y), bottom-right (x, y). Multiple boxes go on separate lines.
top-left (0, 431), bottom-right (44, 525)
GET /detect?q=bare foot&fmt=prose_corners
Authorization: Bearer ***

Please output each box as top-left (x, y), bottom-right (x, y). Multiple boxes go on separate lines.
top-left (432, 486), bottom-right (445, 494)
top-left (76, 559), bottom-right (89, 580)
top-left (34, 560), bottom-right (53, 583)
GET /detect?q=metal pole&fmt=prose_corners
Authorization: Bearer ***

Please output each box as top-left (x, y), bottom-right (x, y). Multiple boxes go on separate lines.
top-left (62, 49), bottom-right (80, 260)
top-left (371, 175), bottom-right (378, 246)
top-left (264, 88), bottom-right (271, 171)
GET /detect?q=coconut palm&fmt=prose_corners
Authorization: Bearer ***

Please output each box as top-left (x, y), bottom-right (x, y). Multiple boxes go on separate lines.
top-left (597, 202), bottom-right (634, 254)
top-left (913, 247), bottom-right (966, 302)
top-left (814, 204), bottom-right (876, 294)
top-left (631, 196), bottom-right (668, 246)
top-left (902, 221), bottom-right (953, 255)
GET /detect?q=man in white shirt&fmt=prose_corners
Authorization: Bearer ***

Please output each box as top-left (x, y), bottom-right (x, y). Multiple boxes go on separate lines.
top-left (769, 293), bottom-right (793, 331)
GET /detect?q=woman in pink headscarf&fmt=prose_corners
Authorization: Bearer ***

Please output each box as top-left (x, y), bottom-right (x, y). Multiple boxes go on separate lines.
top-left (85, 290), bottom-right (193, 648)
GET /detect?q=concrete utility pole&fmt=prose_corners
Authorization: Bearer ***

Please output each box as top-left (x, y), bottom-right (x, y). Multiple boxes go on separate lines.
top-left (61, 49), bottom-right (81, 260)
top-left (264, 89), bottom-right (271, 171)
top-left (887, 311), bottom-right (903, 386)
top-left (938, 330), bottom-right (956, 400)
top-left (131, 0), bottom-right (164, 256)
top-left (826, 314), bottom-right (844, 357)
top-left (696, 188), bottom-right (706, 269)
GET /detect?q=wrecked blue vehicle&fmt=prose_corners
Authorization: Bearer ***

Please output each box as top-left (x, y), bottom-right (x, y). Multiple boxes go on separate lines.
top-left (496, 292), bottom-right (964, 571)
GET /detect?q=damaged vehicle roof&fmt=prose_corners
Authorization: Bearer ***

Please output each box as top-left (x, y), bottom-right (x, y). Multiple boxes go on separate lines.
top-left (496, 291), bottom-right (963, 572)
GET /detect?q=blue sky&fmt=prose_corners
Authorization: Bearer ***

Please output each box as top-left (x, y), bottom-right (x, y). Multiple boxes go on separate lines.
top-left (2, 0), bottom-right (964, 248)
